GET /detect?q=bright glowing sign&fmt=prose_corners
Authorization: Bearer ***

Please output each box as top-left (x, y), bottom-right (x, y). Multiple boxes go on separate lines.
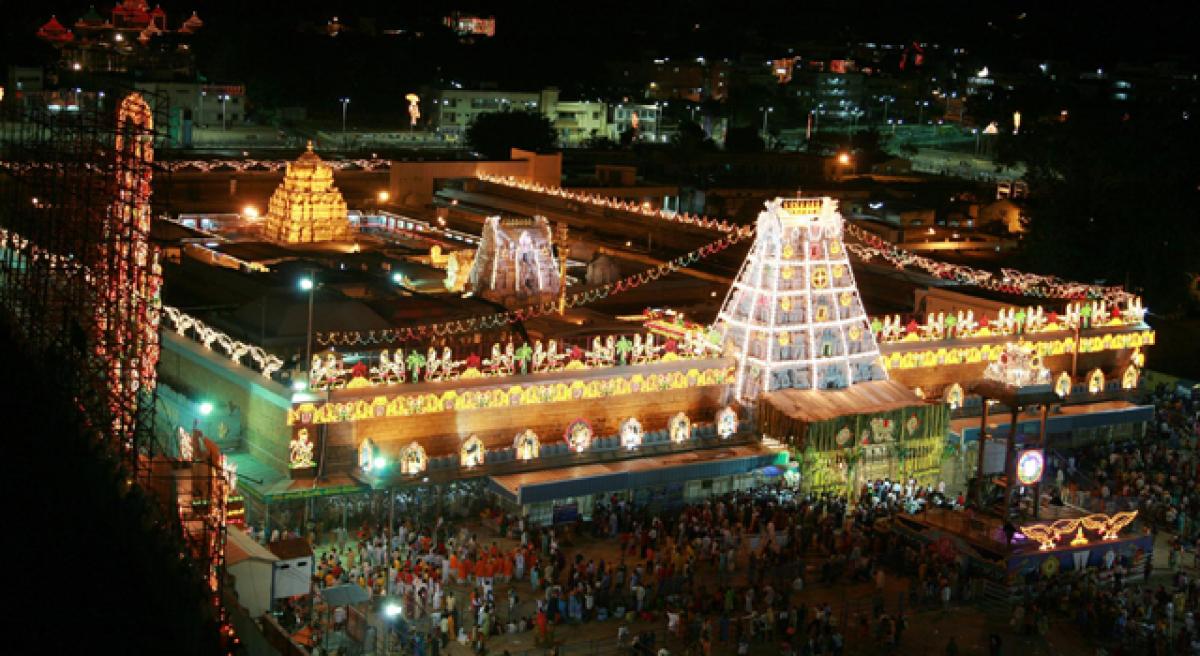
top-left (1017, 449), bottom-right (1044, 486)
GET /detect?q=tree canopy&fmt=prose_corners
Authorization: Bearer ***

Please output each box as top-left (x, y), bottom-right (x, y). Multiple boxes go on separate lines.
top-left (723, 126), bottom-right (765, 153)
top-left (466, 111), bottom-right (558, 160)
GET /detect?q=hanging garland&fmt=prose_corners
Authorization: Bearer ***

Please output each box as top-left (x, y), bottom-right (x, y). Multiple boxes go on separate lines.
top-left (843, 223), bottom-right (1133, 303)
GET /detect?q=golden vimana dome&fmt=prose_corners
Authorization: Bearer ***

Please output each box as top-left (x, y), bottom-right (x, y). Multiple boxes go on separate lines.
top-left (261, 141), bottom-right (351, 243)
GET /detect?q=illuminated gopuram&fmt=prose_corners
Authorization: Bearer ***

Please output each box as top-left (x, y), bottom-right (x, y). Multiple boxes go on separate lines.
top-left (468, 215), bottom-right (562, 306)
top-left (716, 197), bottom-right (886, 401)
top-left (261, 142), bottom-right (350, 243)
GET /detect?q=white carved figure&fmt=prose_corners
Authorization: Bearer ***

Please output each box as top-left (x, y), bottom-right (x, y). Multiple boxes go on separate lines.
top-left (620, 418), bottom-right (643, 450)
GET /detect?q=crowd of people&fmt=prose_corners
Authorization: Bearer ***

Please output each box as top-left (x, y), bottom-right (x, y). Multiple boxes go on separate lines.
top-left (1057, 386), bottom-right (1200, 540)
top-left (256, 478), bottom-right (982, 656)
top-left (246, 383), bottom-right (1200, 655)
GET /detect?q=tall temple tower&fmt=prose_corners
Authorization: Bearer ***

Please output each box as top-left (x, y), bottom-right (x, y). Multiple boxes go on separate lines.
top-left (262, 142), bottom-right (351, 243)
top-left (716, 197), bottom-right (886, 401)
top-left (468, 215), bottom-right (562, 307)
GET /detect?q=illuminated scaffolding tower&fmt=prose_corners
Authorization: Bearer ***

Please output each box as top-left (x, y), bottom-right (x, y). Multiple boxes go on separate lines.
top-left (715, 197), bottom-right (886, 401)
top-left (0, 89), bottom-right (165, 463)
top-left (1, 89), bottom-right (232, 641)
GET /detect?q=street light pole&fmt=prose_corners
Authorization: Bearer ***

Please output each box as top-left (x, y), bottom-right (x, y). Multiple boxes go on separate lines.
top-left (759, 106), bottom-right (773, 146)
top-left (220, 94), bottom-right (229, 130)
top-left (300, 273), bottom-right (316, 382)
top-left (340, 97), bottom-right (351, 147)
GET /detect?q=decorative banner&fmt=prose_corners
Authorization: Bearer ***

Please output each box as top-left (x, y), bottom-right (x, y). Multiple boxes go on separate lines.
top-left (288, 365), bottom-right (735, 425)
top-left (1020, 511), bottom-right (1138, 551)
top-left (163, 305), bottom-right (284, 378)
top-left (880, 331), bottom-right (1154, 371)
top-left (309, 333), bottom-right (703, 390)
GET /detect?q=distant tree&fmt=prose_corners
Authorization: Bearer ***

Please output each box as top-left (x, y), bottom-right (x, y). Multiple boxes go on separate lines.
top-left (850, 128), bottom-right (889, 168)
top-left (619, 128), bottom-right (637, 147)
top-left (466, 111), bottom-right (558, 160)
top-left (583, 130), bottom-right (618, 150)
top-left (723, 126), bottom-right (765, 153)
top-left (671, 120), bottom-right (716, 153)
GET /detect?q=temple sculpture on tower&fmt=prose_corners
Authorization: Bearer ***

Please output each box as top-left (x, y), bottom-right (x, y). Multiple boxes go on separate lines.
top-left (261, 142), bottom-right (351, 243)
top-left (715, 197), bottom-right (887, 401)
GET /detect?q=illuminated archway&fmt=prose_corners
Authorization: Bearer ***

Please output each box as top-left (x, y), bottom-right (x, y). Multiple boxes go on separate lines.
top-left (716, 407), bottom-right (738, 439)
top-left (1054, 372), bottom-right (1072, 398)
top-left (620, 417), bottom-right (644, 450)
top-left (1087, 368), bottom-right (1105, 395)
top-left (944, 383), bottom-right (964, 410)
top-left (460, 435), bottom-right (485, 468)
top-left (514, 430), bottom-right (540, 460)
top-left (1121, 365), bottom-right (1139, 390)
top-left (669, 412), bottom-right (692, 444)
top-left (358, 438), bottom-right (377, 472)
top-left (400, 441), bottom-right (426, 474)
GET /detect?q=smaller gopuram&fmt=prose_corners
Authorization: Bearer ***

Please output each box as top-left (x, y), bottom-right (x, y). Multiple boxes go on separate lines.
top-left (467, 215), bottom-right (562, 306)
top-left (261, 141), bottom-right (351, 243)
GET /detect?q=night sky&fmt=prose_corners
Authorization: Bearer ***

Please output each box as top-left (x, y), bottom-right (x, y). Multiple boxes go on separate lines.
top-left (4, 2), bottom-right (1197, 116)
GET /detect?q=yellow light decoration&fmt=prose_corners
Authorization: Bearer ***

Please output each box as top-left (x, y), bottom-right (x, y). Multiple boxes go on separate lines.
top-left (1122, 365), bottom-right (1139, 390)
top-left (877, 332), bottom-right (1152, 372)
top-left (1070, 527), bottom-right (1089, 546)
top-left (829, 240), bottom-right (843, 255)
top-left (782, 245), bottom-right (794, 258)
top-left (781, 267), bottom-right (794, 280)
top-left (832, 264), bottom-right (846, 278)
top-left (289, 428), bottom-right (316, 468)
top-left (288, 365), bottom-right (735, 425)
top-left (944, 383), bottom-right (964, 410)
top-left (781, 297), bottom-right (792, 311)
top-left (1080, 511), bottom-right (1139, 540)
top-left (1132, 347), bottom-right (1145, 368)
top-left (262, 141), bottom-right (351, 243)
top-left (460, 435), bottom-right (485, 467)
top-left (1020, 511), bottom-right (1137, 551)
top-left (1055, 372), bottom-right (1072, 398)
top-left (848, 325), bottom-right (862, 340)
top-left (840, 292), bottom-right (852, 307)
top-left (812, 267), bottom-right (829, 288)
top-left (779, 333), bottom-right (790, 346)
top-left (1088, 368), bottom-right (1104, 394)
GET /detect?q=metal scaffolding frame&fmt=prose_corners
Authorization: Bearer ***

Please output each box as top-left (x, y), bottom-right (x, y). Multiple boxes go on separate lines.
top-left (0, 87), bottom-right (168, 466)
top-left (1, 86), bottom-right (235, 641)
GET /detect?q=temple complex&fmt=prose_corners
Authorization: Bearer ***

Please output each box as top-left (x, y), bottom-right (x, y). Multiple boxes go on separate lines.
top-left (37, 2), bottom-right (203, 76)
top-left (261, 142), bottom-right (351, 244)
